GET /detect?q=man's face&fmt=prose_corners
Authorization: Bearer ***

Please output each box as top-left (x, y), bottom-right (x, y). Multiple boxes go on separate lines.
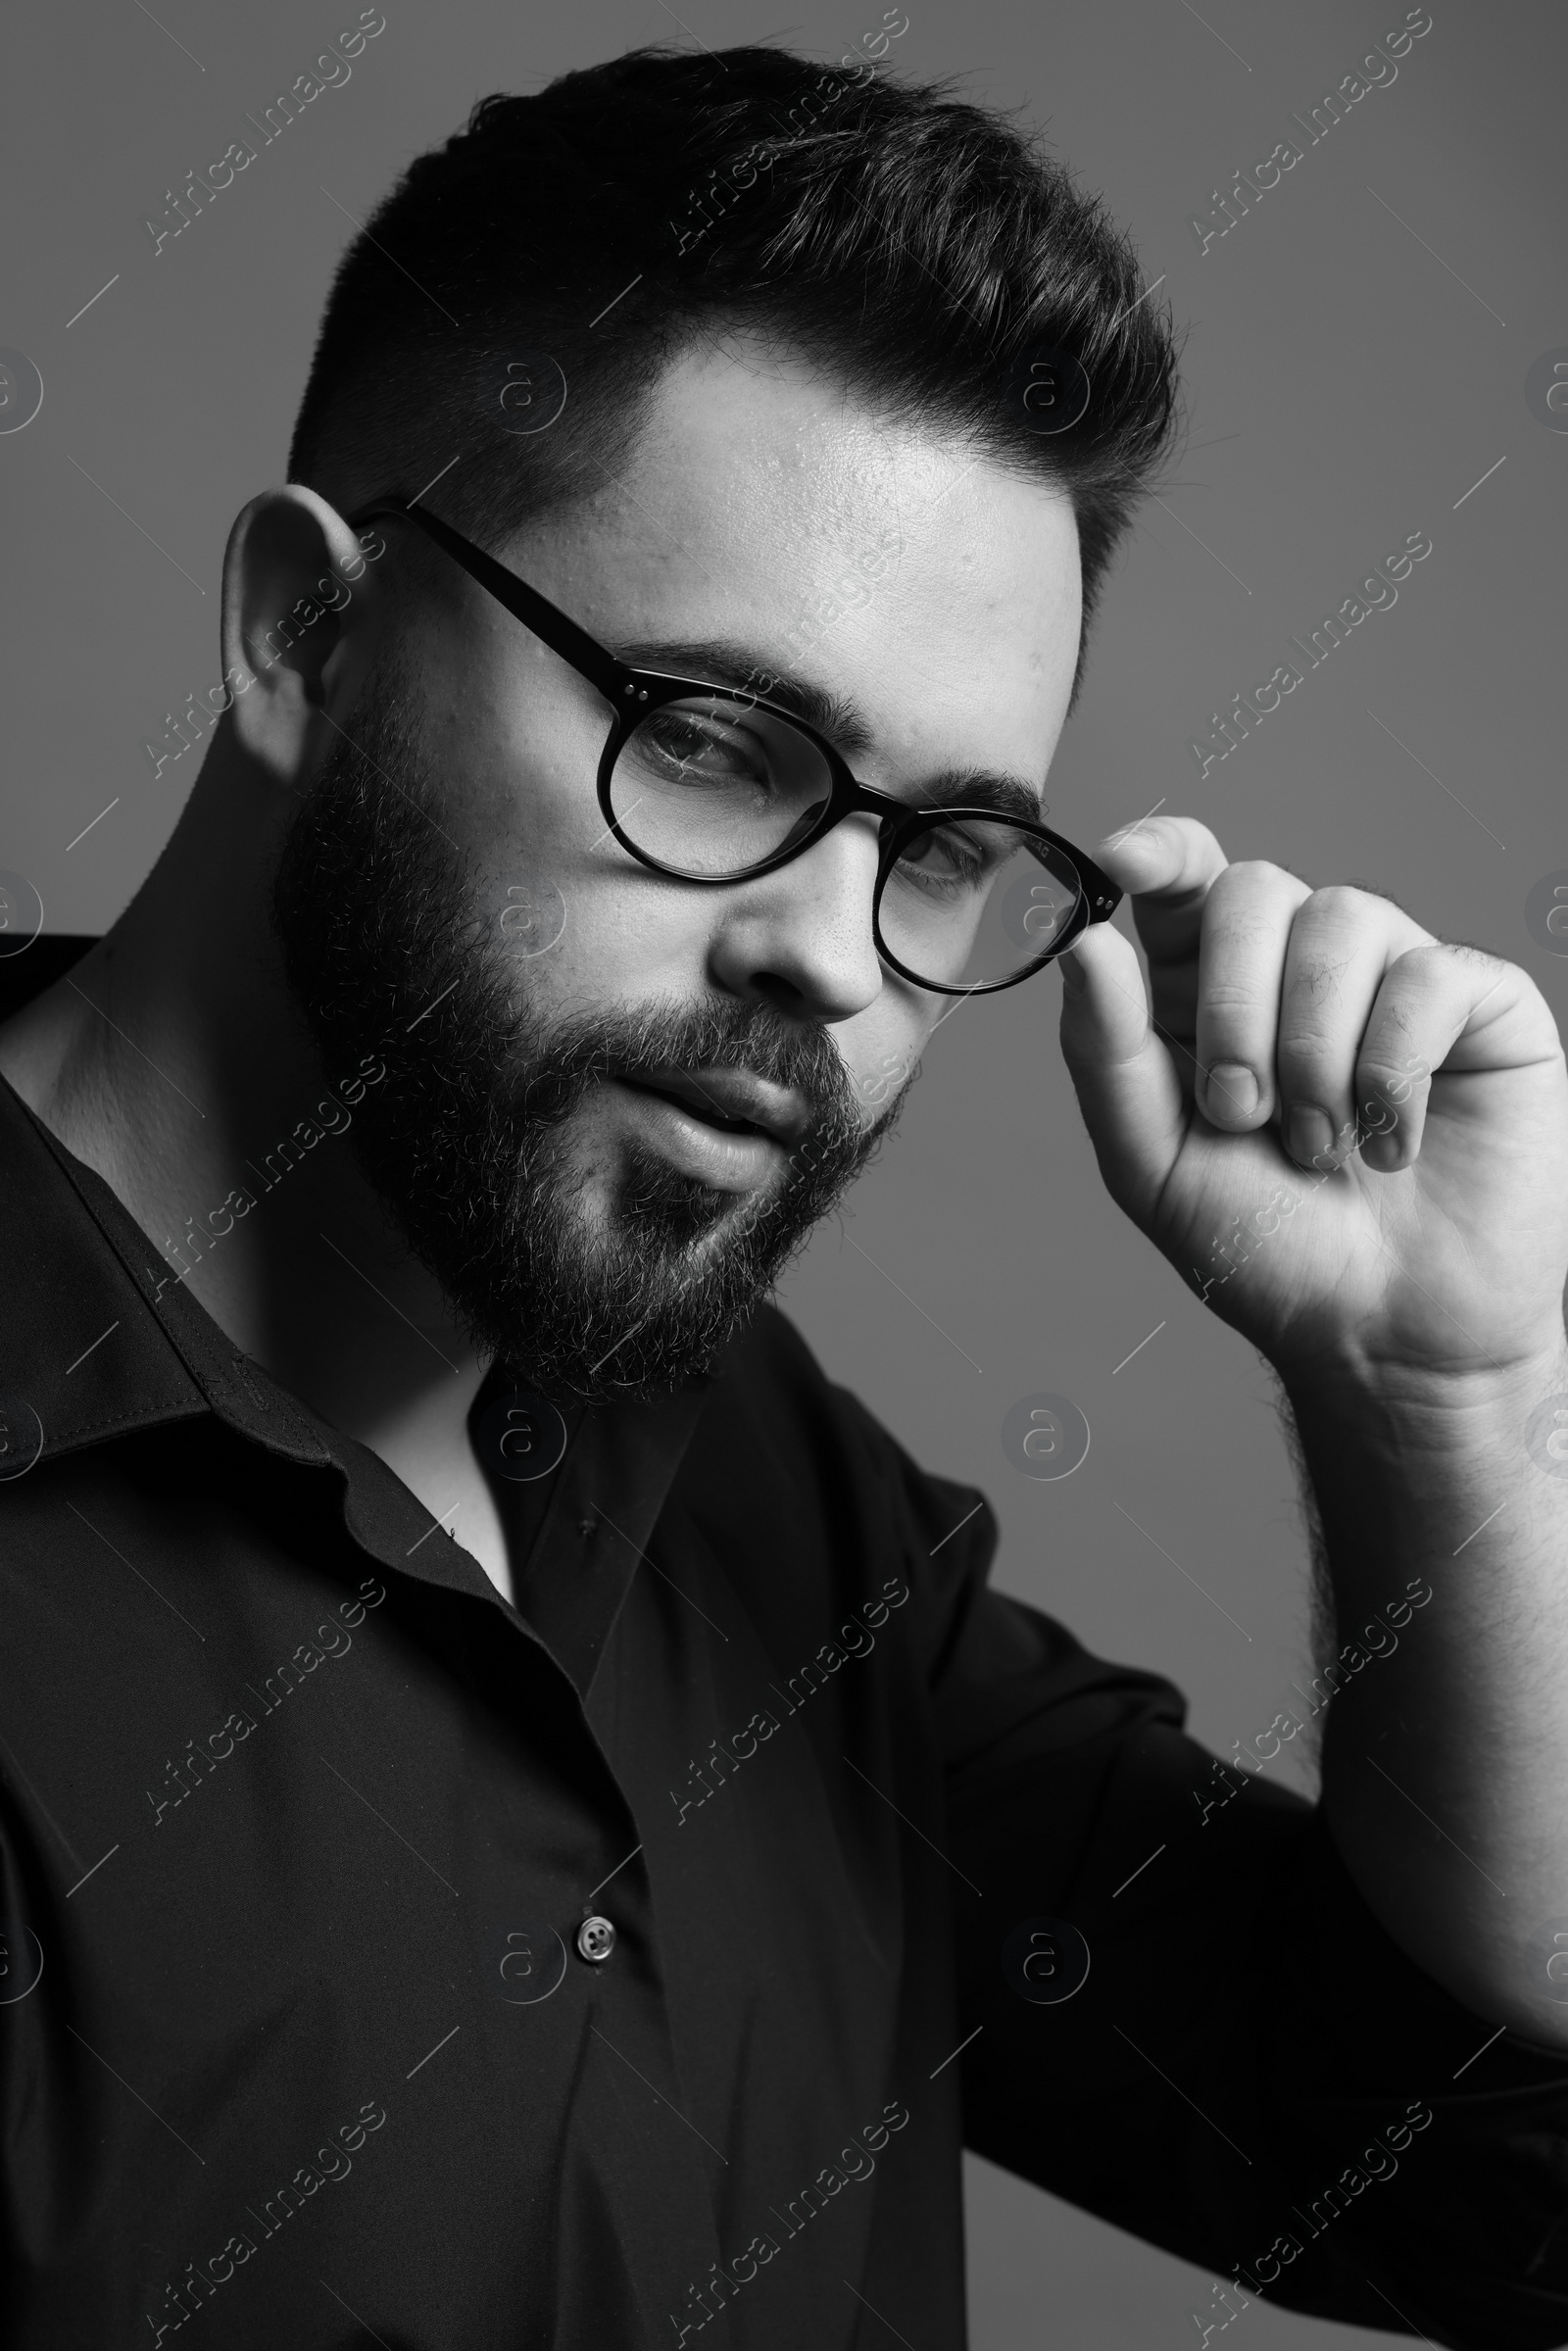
top-left (272, 337), bottom-right (1082, 1401)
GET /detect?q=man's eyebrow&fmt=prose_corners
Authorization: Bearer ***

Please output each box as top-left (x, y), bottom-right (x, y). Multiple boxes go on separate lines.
top-left (919, 770), bottom-right (1046, 824)
top-left (611, 637), bottom-right (1047, 823)
top-left (611, 636), bottom-right (875, 753)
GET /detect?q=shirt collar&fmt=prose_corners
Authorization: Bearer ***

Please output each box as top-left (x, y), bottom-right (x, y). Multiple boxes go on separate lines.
top-left (0, 1068), bottom-right (712, 1659)
top-left (0, 1065), bottom-right (333, 1471)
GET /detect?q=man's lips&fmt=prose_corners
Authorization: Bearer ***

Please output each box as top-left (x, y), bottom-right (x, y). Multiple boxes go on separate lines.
top-left (620, 1066), bottom-right (810, 1150)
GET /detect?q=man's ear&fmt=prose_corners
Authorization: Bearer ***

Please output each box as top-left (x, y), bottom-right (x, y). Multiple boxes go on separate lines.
top-left (220, 485), bottom-right (382, 789)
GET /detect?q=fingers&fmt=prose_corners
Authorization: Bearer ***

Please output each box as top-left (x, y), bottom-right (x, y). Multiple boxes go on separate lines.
top-left (1353, 942), bottom-right (1553, 1174)
top-left (1082, 812), bottom-right (1554, 1182)
top-left (1093, 815), bottom-right (1228, 979)
top-left (1095, 817), bottom-right (1239, 1088)
top-left (1274, 886), bottom-right (1431, 1168)
top-left (1193, 862), bottom-right (1313, 1130)
top-left (1102, 830), bottom-right (1436, 1167)
top-left (1057, 921), bottom-right (1187, 1224)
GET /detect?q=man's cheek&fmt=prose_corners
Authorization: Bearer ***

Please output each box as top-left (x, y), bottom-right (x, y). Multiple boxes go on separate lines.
top-left (855, 1051), bottom-right (909, 1105)
top-left (846, 1029), bottom-right (925, 1113)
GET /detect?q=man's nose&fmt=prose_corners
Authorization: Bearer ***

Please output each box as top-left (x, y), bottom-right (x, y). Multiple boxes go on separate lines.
top-left (706, 813), bottom-right (888, 1022)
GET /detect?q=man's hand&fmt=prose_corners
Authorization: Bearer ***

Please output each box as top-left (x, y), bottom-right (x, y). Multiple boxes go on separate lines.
top-left (1057, 815), bottom-right (1568, 1391)
top-left (1058, 814), bottom-right (1568, 2044)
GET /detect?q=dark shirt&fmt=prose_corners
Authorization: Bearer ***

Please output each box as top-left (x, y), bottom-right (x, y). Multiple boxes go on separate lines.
top-left (1, 1029), bottom-right (1567, 2348)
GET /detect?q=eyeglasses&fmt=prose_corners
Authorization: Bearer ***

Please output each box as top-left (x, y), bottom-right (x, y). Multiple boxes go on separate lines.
top-left (347, 494), bottom-right (1122, 996)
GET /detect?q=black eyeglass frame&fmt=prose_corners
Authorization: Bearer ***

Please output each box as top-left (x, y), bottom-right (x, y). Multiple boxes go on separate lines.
top-left (348, 494), bottom-right (1123, 996)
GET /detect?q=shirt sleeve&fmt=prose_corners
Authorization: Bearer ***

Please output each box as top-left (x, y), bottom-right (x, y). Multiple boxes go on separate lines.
top-left (909, 1465), bottom-right (1568, 2351)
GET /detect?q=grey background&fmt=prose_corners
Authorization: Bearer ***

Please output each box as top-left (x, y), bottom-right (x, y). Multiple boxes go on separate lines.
top-left (3, 0), bottom-right (1564, 2341)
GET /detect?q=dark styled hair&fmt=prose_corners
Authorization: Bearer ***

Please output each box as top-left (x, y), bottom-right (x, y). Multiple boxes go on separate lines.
top-left (288, 42), bottom-right (1178, 700)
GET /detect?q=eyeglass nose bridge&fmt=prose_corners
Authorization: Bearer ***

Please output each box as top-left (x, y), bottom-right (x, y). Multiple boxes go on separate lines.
top-left (793, 773), bottom-right (925, 871)
top-left (842, 774), bottom-right (937, 846)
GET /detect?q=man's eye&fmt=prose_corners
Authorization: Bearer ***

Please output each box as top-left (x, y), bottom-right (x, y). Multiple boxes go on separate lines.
top-left (894, 828), bottom-right (986, 892)
top-left (633, 710), bottom-right (771, 790)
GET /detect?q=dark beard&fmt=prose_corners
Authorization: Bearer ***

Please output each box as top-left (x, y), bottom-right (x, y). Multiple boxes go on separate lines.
top-left (269, 651), bottom-right (906, 1403)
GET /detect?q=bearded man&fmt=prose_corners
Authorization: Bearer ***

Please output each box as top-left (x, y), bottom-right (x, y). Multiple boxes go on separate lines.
top-left (1, 40), bottom-right (1566, 2351)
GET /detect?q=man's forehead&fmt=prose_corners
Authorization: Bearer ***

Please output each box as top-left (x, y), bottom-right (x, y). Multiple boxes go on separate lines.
top-left (611, 334), bottom-right (1070, 567)
top-left (534, 334), bottom-right (1082, 725)
top-left (631, 337), bottom-right (949, 533)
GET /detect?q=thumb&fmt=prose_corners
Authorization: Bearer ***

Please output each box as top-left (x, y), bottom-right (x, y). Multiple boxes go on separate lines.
top-left (1058, 922), bottom-right (1187, 1224)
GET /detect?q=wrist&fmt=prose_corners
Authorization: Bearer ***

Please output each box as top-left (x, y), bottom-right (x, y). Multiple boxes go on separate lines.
top-left (1283, 1340), bottom-right (1568, 1515)
top-left (1284, 1335), bottom-right (1568, 1432)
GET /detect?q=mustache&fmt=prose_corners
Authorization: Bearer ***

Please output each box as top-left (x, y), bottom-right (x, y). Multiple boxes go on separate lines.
top-left (501, 994), bottom-right (871, 1153)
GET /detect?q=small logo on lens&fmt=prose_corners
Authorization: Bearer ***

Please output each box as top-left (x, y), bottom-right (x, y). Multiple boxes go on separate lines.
top-left (1000, 870), bottom-right (1076, 955)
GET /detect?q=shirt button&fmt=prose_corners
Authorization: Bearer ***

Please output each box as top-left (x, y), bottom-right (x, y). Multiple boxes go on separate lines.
top-left (576, 1914), bottom-right (616, 1964)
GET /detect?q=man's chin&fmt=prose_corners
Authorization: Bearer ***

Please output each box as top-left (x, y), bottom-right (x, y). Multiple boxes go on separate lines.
top-left (539, 1114), bottom-right (789, 1246)
top-left (439, 1159), bottom-right (801, 1406)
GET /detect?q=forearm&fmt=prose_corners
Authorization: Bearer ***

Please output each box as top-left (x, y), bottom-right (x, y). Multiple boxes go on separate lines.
top-left (1289, 1338), bottom-right (1568, 2047)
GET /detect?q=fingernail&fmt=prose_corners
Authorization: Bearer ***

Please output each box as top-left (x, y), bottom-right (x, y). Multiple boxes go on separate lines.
top-left (1098, 820), bottom-right (1157, 857)
top-left (1288, 1104), bottom-right (1335, 1166)
top-left (1206, 1062), bottom-right (1258, 1121)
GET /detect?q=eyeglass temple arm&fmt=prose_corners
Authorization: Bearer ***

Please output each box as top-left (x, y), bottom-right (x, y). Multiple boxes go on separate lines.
top-left (349, 497), bottom-right (634, 709)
